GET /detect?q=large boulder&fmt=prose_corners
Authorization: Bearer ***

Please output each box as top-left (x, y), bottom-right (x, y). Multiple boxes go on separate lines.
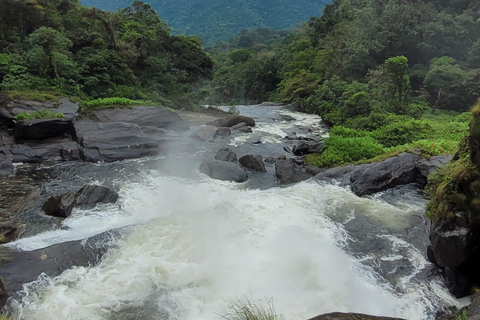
top-left (14, 119), bottom-right (73, 140)
top-left (75, 184), bottom-right (118, 208)
top-left (42, 192), bottom-right (76, 218)
top-left (199, 160), bottom-right (248, 182)
top-left (308, 313), bottom-right (404, 320)
top-left (239, 155), bottom-right (266, 172)
top-left (275, 159), bottom-right (311, 185)
top-left (95, 106), bottom-right (189, 132)
top-left (9, 140), bottom-right (81, 163)
top-left (215, 147), bottom-right (237, 162)
top-left (350, 153), bottom-right (421, 196)
top-left (73, 120), bottom-right (163, 163)
top-left (207, 115), bottom-right (255, 127)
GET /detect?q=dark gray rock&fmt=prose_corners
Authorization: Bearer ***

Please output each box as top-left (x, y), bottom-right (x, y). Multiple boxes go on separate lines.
top-left (315, 165), bottom-right (360, 187)
top-left (75, 185), bottom-right (118, 208)
top-left (199, 160), bottom-right (248, 182)
top-left (416, 155), bottom-right (452, 185)
top-left (239, 155), bottom-right (266, 172)
top-left (42, 192), bottom-right (76, 218)
top-left (215, 127), bottom-right (232, 139)
top-left (275, 159), bottom-right (311, 185)
top-left (74, 120), bottom-right (162, 163)
top-left (292, 141), bottom-right (324, 156)
top-left (215, 147), bottom-right (237, 162)
top-left (207, 115), bottom-right (255, 127)
top-left (0, 230), bottom-right (118, 295)
top-left (9, 140), bottom-right (81, 163)
top-left (467, 292), bottom-right (480, 320)
top-left (95, 106), bottom-right (189, 131)
top-left (308, 313), bottom-right (405, 320)
top-left (0, 278), bottom-right (7, 311)
top-left (0, 149), bottom-right (13, 174)
top-left (57, 97), bottom-right (79, 120)
top-left (14, 119), bottom-right (73, 140)
top-left (0, 222), bottom-right (25, 244)
top-left (264, 157), bottom-right (275, 164)
top-left (350, 153), bottom-right (422, 196)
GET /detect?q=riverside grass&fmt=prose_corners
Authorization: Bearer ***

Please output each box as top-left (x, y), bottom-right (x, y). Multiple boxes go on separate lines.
top-left (306, 112), bottom-right (470, 168)
top-left (218, 297), bottom-right (283, 320)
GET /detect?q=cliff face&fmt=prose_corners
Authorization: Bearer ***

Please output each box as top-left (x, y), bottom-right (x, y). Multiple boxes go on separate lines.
top-left (427, 100), bottom-right (480, 298)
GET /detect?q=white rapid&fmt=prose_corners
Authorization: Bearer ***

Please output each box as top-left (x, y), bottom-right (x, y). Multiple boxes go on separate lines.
top-left (6, 105), bottom-right (466, 319)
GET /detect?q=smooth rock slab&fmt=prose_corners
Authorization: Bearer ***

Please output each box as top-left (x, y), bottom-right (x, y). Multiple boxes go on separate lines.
top-left (74, 120), bottom-right (162, 163)
top-left (95, 106), bottom-right (189, 132)
top-left (199, 160), bottom-right (248, 182)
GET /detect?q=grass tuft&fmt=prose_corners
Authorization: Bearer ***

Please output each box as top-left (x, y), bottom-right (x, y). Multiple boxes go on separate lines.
top-left (218, 297), bottom-right (283, 320)
top-left (14, 109), bottom-right (63, 122)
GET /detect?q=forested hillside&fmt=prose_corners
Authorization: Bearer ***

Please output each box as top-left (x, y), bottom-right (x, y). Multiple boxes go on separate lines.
top-left (0, 0), bottom-right (213, 109)
top-left (208, 0), bottom-right (480, 167)
top-left (80, 0), bottom-right (330, 46)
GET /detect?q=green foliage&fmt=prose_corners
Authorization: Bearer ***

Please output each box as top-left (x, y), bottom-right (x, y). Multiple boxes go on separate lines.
top-left (454, 309), bottom-right (467, 320)
top-left (218, 297), bottom-right (283, 320)
top-left (83, 97), bottom-right (154, 107)
top-left (14, 109), bottom-right (64, 121)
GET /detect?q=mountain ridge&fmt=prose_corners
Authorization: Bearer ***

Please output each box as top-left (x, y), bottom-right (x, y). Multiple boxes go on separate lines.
top-left (80, 0), bottom-right (330, 45)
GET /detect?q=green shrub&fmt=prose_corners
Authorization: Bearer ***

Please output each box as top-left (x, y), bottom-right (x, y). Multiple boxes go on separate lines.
top-left (83, 97), bottom-right (153, 107)
top-left (307, 135), bottom-right (385, 167)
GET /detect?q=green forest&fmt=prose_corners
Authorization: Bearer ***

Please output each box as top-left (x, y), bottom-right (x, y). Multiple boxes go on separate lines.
top-left (207, 0), bottom-right (480, 167)
top-left (80, 0), bottom-right (330, 46)
top-left (0, 0), bottom-right (213, 109)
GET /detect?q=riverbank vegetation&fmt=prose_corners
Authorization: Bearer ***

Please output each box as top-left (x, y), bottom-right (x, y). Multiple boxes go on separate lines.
top-left (0, 0), bottom-right (213, 110)
top-left (207, 0), bottom-right (480, 166)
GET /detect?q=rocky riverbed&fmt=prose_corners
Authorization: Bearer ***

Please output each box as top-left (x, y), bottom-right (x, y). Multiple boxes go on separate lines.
top-left (0, 99), bottom-right (476, 319)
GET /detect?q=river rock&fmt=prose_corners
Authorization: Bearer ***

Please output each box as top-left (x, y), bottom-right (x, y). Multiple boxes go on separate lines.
top-left (207, 115), bottom-right (255, 127)
top-left (0, 230), bottom-right (118, 295)
top-left (416, 155), bottom-right (453, 186)
top-left (57, 97), bottom-right (80, 120)
top-left (239, 155), bottom-right (266, 172)
top-left (191, 125), bottom-right (230, 141)
top-left (231, 122), bottom-right (253, 133)
top-left (9, 140), bottom-right (81, 163)
top-left (275, 159), bottom-right (311, 185)
top-left (349, 153), bottom-right (422, 196)
top-left (308, 312), bottom-right (405, 320)
top-left (0, 222), bottom-right (25, 244)
top-left (467, 292), bottom-right (480, 320)
top-left (75, 184), bottom-right (118, 208)
top-left (199, 160), bottom-right (248, 182)
top-left (215, 147), bottom-right (237, 162)
top-left (42, 192), bottom-right (76, 218)
top-left (292, 141), bottom-right (324, 156)
top-left (14, 119), bottom-right (73, 140)
top-left (95, 106), bottom-right (189, 132)
top-left (74, 120), bottom-right (161, 163)
top-left (0, 149), bottom-right (13, 174)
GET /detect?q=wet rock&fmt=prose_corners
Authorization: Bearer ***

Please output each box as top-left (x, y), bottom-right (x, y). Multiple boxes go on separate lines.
top-left (308, 312), bottom-right (405, 320)
top-left (199, 160), bottom-right (248, 182)
top-left (0, 279), bottom-right (7, 311)
top-left (467, 292), bottom-right (480, 320)
top-left (0, 230), bottom-right (118, 295)
top-left (0, 149), bottom-right (13, 174)
top-left (416, 155), bottom-right (452, 186)
top-left (207, 115), bottom-right (255, 127)
top-left (0, 222), bottom-right (25, 243)
top-left (95, 106), bottom-right (189, 132)
top-left (231, 122), bottom-right (252, 133)
top-left (315, 165), bottom-right (360, 187)
top-left (14, 119), bottom-right (73, 140)
top-left (239, 155), bottom-right (266, 172)
top-left (283, 146), bottom-right (292, 153)
top-left (275, 159), bottom-right (311, 185)
top-left (73, 120), bottom-right (162, 163)
top-left (215, 147), bottom-right (237, 162)
top-left (42, 192), bottom-right (76, 218)
top-left (75, 184), bottom-right (118, 208)
top-left (264, 157), bottom-right (275, 164)
top-left (9, 140), bottom-right (80, 163)
top-left (350, 153), bottom-right (422, 196)
top-left (191, 125), bottom-right (231, 141)
top-left (445, 267), bottom-right (471, 298)
top-left (292, 141), bottom-right (324, 156)
top-left (57, 97), bottom-right (80, 120)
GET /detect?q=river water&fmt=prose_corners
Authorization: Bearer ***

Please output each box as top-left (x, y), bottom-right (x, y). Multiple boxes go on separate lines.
top-left (5, 105), bottom-right (467, 319)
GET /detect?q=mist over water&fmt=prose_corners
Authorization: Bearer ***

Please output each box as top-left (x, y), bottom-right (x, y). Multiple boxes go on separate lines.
top-left (7, 106), bottom-right (466, 319)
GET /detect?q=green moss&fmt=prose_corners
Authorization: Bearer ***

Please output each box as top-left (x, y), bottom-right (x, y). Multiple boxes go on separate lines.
top-left (4, 90), bottom-right (63, 104)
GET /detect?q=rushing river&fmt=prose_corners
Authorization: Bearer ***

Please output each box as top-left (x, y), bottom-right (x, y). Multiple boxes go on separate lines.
top-left (5, 105), bottom-right (467, 319)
